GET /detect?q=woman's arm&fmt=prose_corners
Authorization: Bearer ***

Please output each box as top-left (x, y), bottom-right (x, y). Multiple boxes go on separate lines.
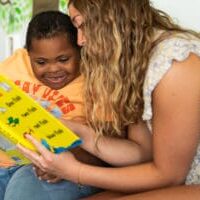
top-left (62, 120), bottom-right (152, 166)
top-left (75, 53), bottom-right (200, 191)
top-left (18, 54), bottom-right (200, 192)
top-left (83, 185), bottom-right (200, 200)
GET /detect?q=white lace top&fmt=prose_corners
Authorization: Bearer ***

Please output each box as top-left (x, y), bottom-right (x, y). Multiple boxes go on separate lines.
top-left (142, 33), bottom-right (200, 184)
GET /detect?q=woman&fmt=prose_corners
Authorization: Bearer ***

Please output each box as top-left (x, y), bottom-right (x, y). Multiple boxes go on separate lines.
top-left (18, 0), bottom-right (200, 199)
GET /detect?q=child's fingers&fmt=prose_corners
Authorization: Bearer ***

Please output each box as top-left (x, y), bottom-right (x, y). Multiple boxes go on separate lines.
top-left (39, 173), bottom-right (58, 181)
top-left (34, 166), bottom-right (46, 177)
top-left (47, 176), bottom-right (62, 183)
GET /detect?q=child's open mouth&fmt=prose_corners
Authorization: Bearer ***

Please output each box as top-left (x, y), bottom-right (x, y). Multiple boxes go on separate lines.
top-left (45, 75), bottom-right (67, 84)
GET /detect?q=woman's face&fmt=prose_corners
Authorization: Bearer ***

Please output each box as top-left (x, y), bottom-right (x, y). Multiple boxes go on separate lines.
top-left (69, 4), bottom-right (86, 46)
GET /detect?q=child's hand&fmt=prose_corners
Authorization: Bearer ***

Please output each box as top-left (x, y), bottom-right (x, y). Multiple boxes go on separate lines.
top-left (33, 165), bottom-right (62, 183)
top-left (17, 134), bottom-right (81, 183)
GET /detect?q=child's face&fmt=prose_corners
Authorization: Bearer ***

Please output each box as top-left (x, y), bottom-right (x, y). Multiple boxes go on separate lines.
top-left (29, 34), bottom-right (80, 90)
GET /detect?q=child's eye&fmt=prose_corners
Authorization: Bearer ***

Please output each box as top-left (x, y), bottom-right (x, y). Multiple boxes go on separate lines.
top-left (59, 58), bottom-right (69, 63)
top-left (36, 60), bottom-right (46, 65)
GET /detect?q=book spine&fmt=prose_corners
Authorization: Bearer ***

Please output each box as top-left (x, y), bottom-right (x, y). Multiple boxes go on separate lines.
top-left (0, 123), bottom-right (20, 145)
top-left (0, 123), bottom-right (31, 165)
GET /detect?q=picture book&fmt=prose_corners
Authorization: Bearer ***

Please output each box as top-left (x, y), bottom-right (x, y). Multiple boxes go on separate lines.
top-left (0, 75), bottom-right (82, 165)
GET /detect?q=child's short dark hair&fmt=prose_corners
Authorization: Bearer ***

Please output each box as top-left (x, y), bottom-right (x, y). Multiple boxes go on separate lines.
top-left (25, 11), bottom-right (78, 51)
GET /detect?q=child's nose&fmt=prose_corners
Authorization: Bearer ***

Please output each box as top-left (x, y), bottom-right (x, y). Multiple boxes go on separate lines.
top-left (48, 62), bottom-right (61, 72)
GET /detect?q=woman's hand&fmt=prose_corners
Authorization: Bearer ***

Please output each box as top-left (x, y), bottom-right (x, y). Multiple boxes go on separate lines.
top-left (17, 134), bottom-right (81, 183)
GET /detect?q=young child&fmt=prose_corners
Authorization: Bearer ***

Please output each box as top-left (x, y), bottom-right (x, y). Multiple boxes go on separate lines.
top-left (0, 11), bottom-right (102, 200)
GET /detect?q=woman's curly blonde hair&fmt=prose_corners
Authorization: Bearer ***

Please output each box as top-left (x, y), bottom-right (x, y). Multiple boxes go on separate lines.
top-left (68, 0), bottom-right (200, 138)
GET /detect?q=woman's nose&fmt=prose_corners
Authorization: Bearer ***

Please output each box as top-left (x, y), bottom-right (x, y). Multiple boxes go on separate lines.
top-left (77, 29), bottom-right (86, 46)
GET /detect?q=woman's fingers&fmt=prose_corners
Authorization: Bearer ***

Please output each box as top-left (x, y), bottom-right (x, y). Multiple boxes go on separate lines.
top-left (17, 143), bottom-right (39, 161)
top-left (25, 134), bottom-right (51, 156)
top-left (18, 134), bottom-right (54, 162)
top-left (17, 142), bottom-right (51, 172)
top-left (17, 143), bottom-right (41, 167)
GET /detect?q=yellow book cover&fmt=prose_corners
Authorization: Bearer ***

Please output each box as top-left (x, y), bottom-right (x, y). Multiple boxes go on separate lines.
top-left (0, 75), bottom-right (82, 165)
